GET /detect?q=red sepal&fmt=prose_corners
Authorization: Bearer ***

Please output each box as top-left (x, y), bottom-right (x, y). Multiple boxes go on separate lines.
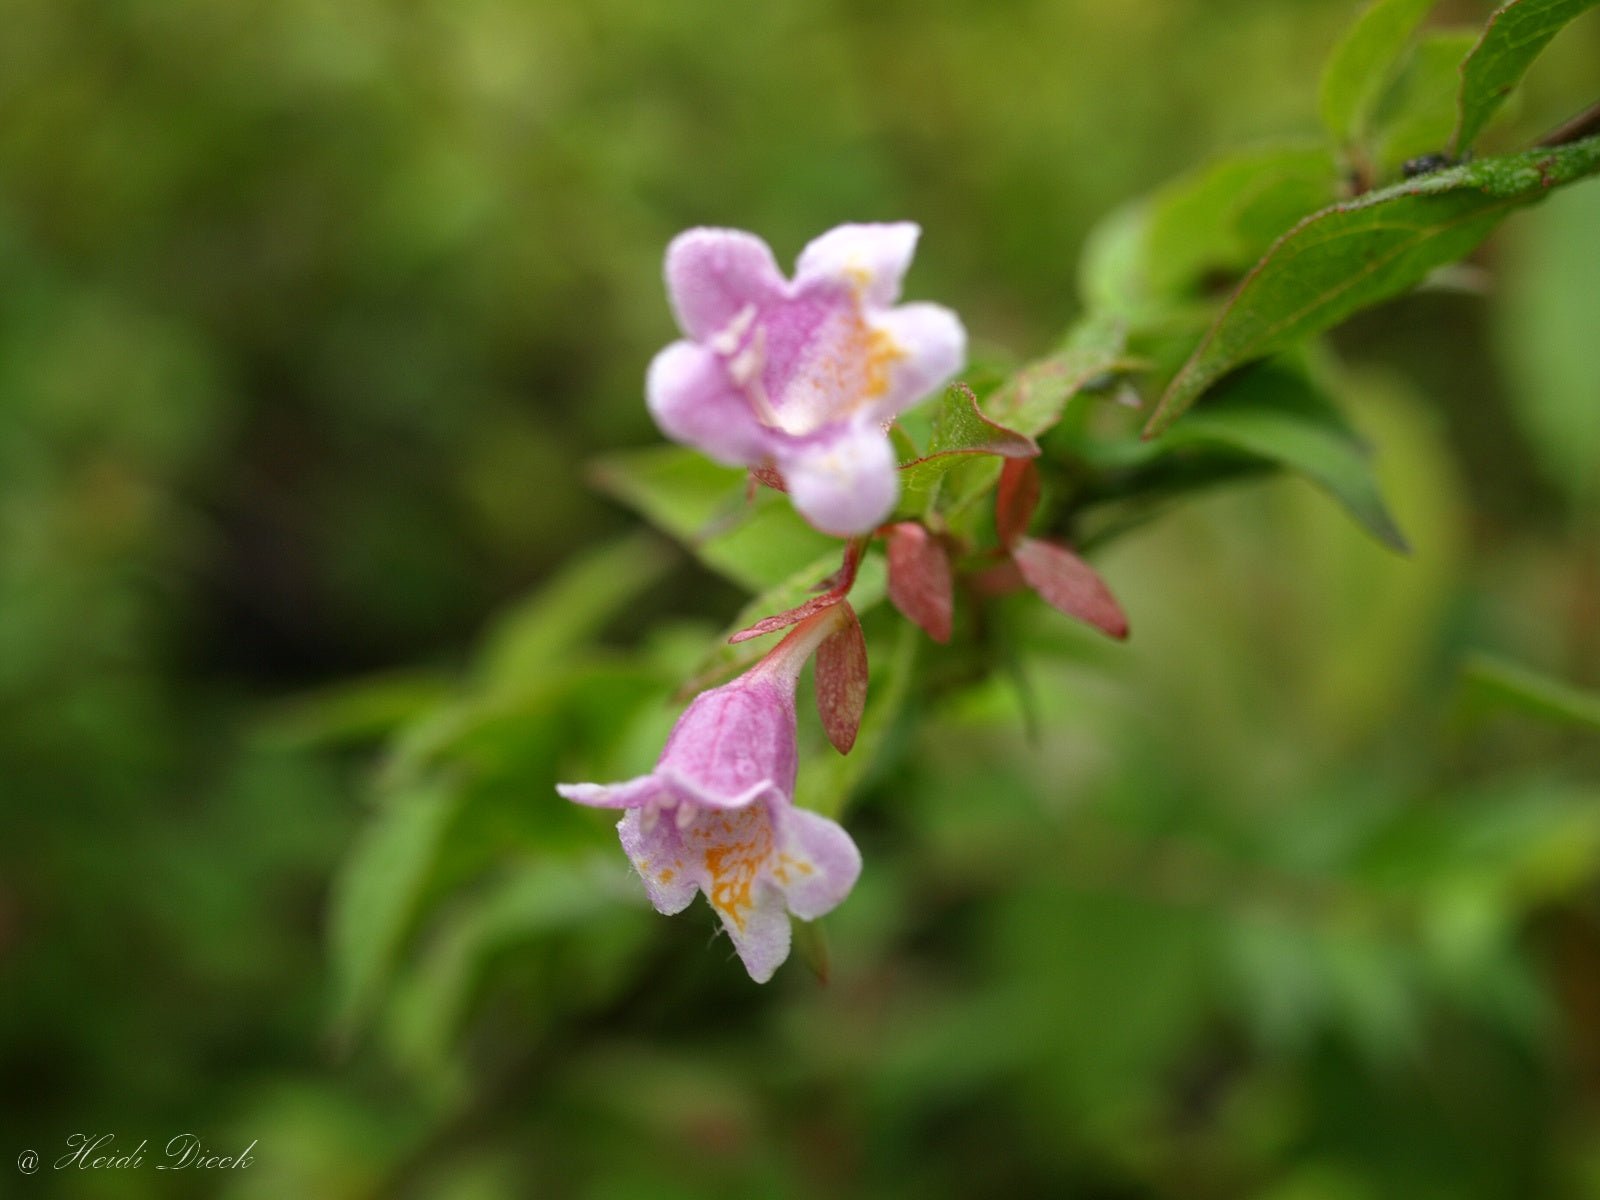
top-left (814, 603), bottom-right (868, 754)
top-left (885, 522), bottom-right (954, 643)
top-left (1011, 537), bottom-right (1128, 640)
top-left (995, 458), bottom-right (1041, 549)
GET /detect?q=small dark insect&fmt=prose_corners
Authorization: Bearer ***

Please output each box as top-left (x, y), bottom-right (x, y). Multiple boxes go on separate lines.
top-left (1402, 153), bottom-right (1455, 178)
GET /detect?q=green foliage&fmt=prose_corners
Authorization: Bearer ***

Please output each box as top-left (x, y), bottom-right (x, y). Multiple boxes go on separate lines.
top-left (1152, 361), bottom-right (1410, 551)
top-left (1371, 29), bottom-right (1482, 177)
top-left (7, 0), bottom-right (1600, 1197)
top-left (1141, 145), bottom-right (1344, 297)
top-left (1498, 180), bottom-right (1600, 502)
top-left (331, 782), bottom-right (463, 1039)
top-left (1318, 0), bottom-right (1436, 146)
top-left (1145, 136), bottom-right (1600, 435)
top-left (1454, 0), bottom-right (1600, 152)
top-left (1458, 653), bottom-right (1600, 729)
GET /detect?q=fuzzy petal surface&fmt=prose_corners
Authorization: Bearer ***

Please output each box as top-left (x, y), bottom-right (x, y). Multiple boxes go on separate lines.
top-left (779, 422), bottom-right (899, 536)
top-left (665, 228), bottom-right (785, 341)
top-left (795, 222), bottom-right (920, 307)
top-left (617, 807), bottom-right (700, 915)
top-left (679, 800), bottom-right (792, 982)
top-left (647, 340), bottom-right (772, 466)
top-left (866, 302), bottom-right (967, 423)
top-left (657, 677), bottom-right (799, 801)
top-left (774, 806), bottom-right (863, 921)
top-left (556, 775), bottom-right (664, 810)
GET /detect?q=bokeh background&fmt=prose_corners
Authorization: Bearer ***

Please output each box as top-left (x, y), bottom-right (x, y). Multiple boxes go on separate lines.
top-left (3, 0), bottom-right (1599, 1196)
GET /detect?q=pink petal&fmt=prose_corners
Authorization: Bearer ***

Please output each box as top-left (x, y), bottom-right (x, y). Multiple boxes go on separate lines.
top-left (795, 222), bottom-right (920, 307)
top-left (556, 776), bottom-right (663, 809)
top-left (664, 228), bottom-right (785, 341)
top-left (681, 801), bottom-right (792, 982)
top-left (656, 677), bottom-right (800, 800)
top-left (865, 302), bottom-right (967, 423)
top-left (778, 422), bottom-right (899, 536)
top-left (646, 340), bottom-right (773, 467)
top-left (722, 885), bottom-right (792, 984)
top-left (775, 807), bottom-right (863, 921)
top-left (616, 808), bottom-right (699, 915)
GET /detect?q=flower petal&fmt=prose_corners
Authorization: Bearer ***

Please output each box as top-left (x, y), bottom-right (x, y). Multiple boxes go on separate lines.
top-left (774, 806), bottom-right (862, 920)
top-left (778, 422), bottom-right (899, 536)
top-left (657, 677), bottom-right (799, 801)
top-left (723, 883), bottom-right (792, 983)
top-left (665, 228), bottom-right (785, 341)
top-left (646, 340), bottom-right (774, 467)
top-left (556, 775), bottom-right (664, 809)
top-left (866, 302), bottom-right (967, 423)
top-left (617, 808), bottom-right (699, 915)
top-left (795, 222), bottom-right (920, 308)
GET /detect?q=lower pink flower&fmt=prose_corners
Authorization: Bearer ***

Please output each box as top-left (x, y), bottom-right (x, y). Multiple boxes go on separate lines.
top-left (558, 611), bottom-right (861, 982)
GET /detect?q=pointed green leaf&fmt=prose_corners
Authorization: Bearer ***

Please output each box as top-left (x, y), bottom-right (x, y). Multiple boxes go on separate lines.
top-left (1500, 182), bottom-right (1600, 502)
top-left (1145, 135), bottom-right (1600, 436)
top-left (1453, 0), bottom-right (1600, 153)
top-left (257, 670), bottom-right (457, 750)
top-left (1459, 653), bottom-right (1600, 729)
top-left (479, 534), bottom-right (674, 689)
top-left (1319, 0), bottom-right (1436, 145)
top-left (1144, 144), bottom-right (1343, 296)
top-left (896, 385), bottom-right (1038, 515)
top-left (330, 782), bottom-right (460, 1041)
top-left (1371, 30), bottom-right (1481, 178)
top-left (1161, 361), bottom-right (1410, 551)
top-left (982, 315), bottom-right (1137, 438)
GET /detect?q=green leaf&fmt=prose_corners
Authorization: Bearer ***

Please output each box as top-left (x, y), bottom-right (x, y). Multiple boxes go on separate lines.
top-left (256, 670), bottom-right (457, 750)
top-left (590, 446), bottom-right (837, 591)
top-left (1499, 181), bottom-right (1600, 502)
top-left (1453, 0), bottom-right (1600, 153)
top-left (1145, 135), bottom-right (1600, 436)
top-left (1143, 144), bottom-right (1343, 296)
top-left (1458, 653), bottom-right (1600, 729)
top-left (1371, 30), bottom-right (1482, 179)
top-left (1160, 361), bottom-right (1410, 551)
top-left (479, 534), bottom-right (675, 690)
top-left (1319, 0), bottom-right (1436, 145)
top-left (1079, 200), bottom-right (1154, 319)
top-left (982, 315), bottom-right (1137, 438)
top-left (896, 385), bottom-right (1038, 515)
top-left (386, 855), bottom-right (644, 1077)
top-left (329, 781), bottom-right (461, 1041)
top-left (929, 384), bottom-right (1038, 457)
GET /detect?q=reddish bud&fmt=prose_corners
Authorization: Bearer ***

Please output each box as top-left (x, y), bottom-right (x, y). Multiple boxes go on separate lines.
top-left (995, 458), bottom-right (1041, 548)
top-left (885, 522), bottom-right (954, 643)
top-left (814, 603), bottom-right (869, 754)
top-left (1012, 537), bottom-right (1129, 640)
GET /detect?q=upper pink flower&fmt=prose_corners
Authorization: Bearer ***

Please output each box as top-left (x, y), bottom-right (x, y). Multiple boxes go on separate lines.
top-left (647, 223), bottom-right (967, 535)
top-left (557, 610), bottom-right (862, 982)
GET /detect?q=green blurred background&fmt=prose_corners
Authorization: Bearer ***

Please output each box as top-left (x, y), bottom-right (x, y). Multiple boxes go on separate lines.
top-left (3, 0), bottom-right (1599, 1196)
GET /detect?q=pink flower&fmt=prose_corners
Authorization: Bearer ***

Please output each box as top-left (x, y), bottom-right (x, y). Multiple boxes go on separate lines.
top-left (558, 610), bottom-right (862, 982)
top-left (648, 223), bottom-right (967, 535)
